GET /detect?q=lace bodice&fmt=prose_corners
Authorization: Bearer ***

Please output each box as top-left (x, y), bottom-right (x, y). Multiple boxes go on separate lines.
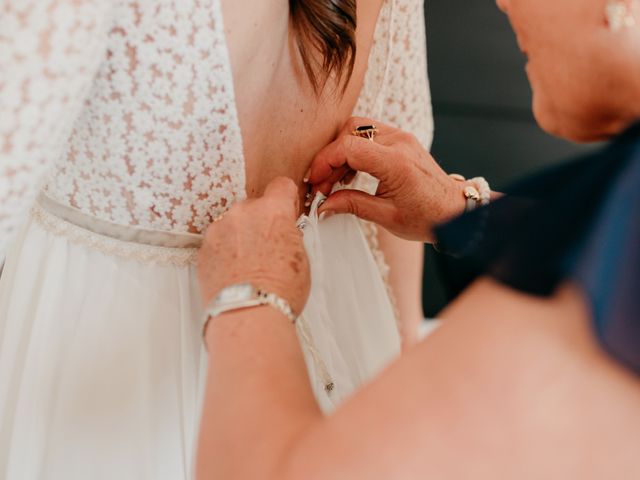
top-left (0, 0), bottom-right (432, 255)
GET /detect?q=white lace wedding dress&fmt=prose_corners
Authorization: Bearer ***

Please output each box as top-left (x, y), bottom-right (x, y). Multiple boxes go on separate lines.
top-left (0, 1), bottom-right (433, 478)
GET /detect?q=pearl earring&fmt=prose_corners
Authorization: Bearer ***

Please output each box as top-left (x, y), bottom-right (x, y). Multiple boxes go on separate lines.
top-left (606, 0), bottom-right (638, 31)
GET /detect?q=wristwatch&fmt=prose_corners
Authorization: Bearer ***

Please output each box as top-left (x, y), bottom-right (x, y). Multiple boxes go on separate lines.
top-left (204, 283), bottom-right (298, 324)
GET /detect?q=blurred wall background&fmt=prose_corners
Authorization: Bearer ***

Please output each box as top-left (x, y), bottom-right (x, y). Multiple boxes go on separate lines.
top-left (421, 0), bottom-right (597, 316)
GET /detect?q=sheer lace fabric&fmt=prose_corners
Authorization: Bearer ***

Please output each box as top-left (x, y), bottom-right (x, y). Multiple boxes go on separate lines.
top-left (0, 0), bottom-right (432, 256)
top-left (353, 0), bottom-right (433, 147)
top-left (0, 1), bottom-right (113, 254)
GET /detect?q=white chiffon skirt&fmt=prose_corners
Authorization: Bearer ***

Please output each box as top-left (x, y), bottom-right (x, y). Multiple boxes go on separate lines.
top-left (0, 194), bottom-right (400, 479)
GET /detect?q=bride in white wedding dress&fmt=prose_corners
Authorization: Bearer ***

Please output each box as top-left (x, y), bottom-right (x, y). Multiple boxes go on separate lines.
top-left (0, 0), bottom-right (432, 478)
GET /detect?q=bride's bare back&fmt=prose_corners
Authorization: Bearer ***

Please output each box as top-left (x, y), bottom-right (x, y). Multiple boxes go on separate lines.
top-left (222, 0), bottom-right (384, 197)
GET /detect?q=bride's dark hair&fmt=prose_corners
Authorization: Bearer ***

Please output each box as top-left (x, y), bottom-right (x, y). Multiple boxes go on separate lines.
top-left (289, 0), bottom-right (357, 93)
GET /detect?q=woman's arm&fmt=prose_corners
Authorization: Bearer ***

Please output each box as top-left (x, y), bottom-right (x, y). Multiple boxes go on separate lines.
top-left (283, 280), bottom-right (640, 479)
top-left (195, 177), bottom-right (319, 478)
top-left (376, 229), bottom-right (425, 345)
top-left (198, 266), bottom-right (640, 479)
top-left (0, 0), bottom-right (110, 255)
top-left (197, 306), bottom-right (322, 479)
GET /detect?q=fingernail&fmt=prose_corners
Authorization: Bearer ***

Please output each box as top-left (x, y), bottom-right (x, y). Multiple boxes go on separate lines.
top-left (304, 199), bottom-right (311, 208)
top-left (303, 167), bottom-right (311, 183)
top-left (316, 193), bottom-right (327, 209)
top-left (319, 210), bottom-right (334, 221)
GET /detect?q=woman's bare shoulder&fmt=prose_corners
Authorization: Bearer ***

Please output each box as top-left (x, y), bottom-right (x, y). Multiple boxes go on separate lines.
top-left (411, 279), bottom-right (640, 477)
top-left (437, 277), bottom-right (640, 405)
top-left (286, 278), bottom-right (640, 479)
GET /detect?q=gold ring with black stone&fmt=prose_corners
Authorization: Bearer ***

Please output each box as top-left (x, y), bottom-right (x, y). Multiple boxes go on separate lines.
top-left (352, 124), bottom-right (378, 141)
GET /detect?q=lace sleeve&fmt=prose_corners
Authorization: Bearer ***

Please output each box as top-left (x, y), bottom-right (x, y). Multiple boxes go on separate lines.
top-left (355, 0), bottom-right (433, 149)
top-left (0, 1), bottom-right (111, 255)
top-left (383, 0), bottom-right (433, 148)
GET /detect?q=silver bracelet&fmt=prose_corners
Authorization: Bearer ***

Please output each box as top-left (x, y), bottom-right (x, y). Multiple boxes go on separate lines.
top-left (202, 283), bottom-right (298, 342)
top-left (255, 290), bottom-right (298, 324)
top-left (434, 174), bottom-right (492, 257)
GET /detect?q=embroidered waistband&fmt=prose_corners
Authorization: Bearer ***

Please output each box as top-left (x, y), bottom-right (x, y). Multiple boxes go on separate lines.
top-left (32, 194), bottom-right (202, 266)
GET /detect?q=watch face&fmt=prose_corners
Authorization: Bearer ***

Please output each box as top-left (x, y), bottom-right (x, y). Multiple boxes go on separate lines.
top-left (216, 283), bottom-right (254, 304)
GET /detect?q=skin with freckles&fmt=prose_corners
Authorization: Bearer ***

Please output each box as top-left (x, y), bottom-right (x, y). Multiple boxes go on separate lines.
top-left (197, 176), bottom-right (310, 315)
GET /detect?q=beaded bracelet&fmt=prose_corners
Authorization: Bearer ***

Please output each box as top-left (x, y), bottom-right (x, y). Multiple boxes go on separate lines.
top-left (433, 173), bottom-right (492, 257)
top-left (450, 174), bottom-right (491, 212)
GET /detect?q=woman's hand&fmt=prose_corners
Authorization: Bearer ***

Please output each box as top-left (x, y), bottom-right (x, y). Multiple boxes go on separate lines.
top-left (306, 117), bottom-right (467, 243)
top-left (197, 176), bottom-right (310, 316)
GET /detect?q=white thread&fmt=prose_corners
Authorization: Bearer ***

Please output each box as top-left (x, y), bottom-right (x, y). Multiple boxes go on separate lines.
top-left (297, 314), bottom-right (336, 396)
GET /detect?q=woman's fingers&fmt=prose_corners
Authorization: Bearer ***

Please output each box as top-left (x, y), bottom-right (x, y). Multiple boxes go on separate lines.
top-left (262, 176), bottom-right (300, 220)
top-left (306, 117), bottom-right (399, 186)
top-left (308, 135), bottom-right (390, 186)
top-left (313, 165), bottom-right (352, 196)
top-left (318, 189), bottom-right (396, 226)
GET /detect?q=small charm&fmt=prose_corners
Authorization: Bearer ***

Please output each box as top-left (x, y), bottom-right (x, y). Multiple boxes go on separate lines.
top-left (324, 382), bottom-right (335, 393)
top-left (606, 0), bottom-right (638, 31)
top-left (463, 185), bottom-right (480, 202)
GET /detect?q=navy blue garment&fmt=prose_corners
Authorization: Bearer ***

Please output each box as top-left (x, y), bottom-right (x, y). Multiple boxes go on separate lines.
top-left (435, 123), bottom-right (640, 375)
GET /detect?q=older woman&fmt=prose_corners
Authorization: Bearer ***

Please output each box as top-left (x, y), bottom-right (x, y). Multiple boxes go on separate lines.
top-left (195, 0), bottom-right (640, 478)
